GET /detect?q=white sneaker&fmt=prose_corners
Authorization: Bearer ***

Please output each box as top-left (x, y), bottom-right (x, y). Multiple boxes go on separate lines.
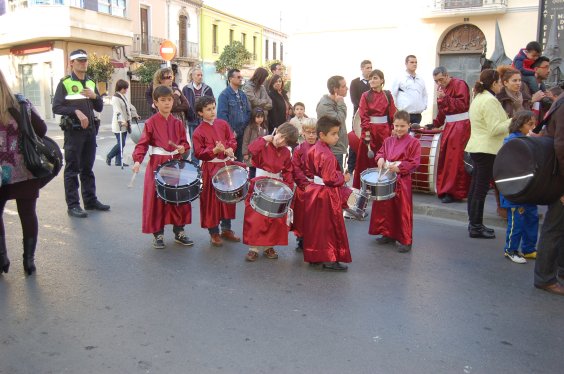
top-left (504, 251), bottom-right (527, 264)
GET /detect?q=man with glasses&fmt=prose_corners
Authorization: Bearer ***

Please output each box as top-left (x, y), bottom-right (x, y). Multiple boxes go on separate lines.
top-left (522, 56), bottom-right (551, 121)
top-left (53, 49), bottom-right (110, 218)
top-left (217, 68), bottom-right (251, 161)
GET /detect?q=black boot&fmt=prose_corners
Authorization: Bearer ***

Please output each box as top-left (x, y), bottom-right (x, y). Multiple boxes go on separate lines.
top-left (22, 237), bottom-right (37, 275)
top-left (0, 235), bottom-right (9, 274)
top-left (468, 200), bottom-right (495, 239)
top-left (296, 237), bottom-right (303, 252)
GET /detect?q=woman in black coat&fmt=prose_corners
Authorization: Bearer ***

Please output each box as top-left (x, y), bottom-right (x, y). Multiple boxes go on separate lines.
top-left (267, 74), bottom-right (290, 133)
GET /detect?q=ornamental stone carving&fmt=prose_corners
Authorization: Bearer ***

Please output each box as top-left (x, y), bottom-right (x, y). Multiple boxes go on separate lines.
top-left (440, 24), bottom-right (486, 53)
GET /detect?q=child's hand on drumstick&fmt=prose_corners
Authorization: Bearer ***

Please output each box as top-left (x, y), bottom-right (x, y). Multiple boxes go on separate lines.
top-left (389, 164), bottom-right (400, 173)
top-left (168, 140), bottom-right (185, 155)
top-left (213, 141), bottom-right (225, 154)
top-left (377, 158), bottom-right (385, 169)
top-left (224, 147), bottom-right (234, 158)
top-left (132, 161), bottom-right (141, 173)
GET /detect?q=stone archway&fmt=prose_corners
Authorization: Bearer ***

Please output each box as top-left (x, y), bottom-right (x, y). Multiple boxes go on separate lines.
top-left (439, 24), bottom-right (486, 87)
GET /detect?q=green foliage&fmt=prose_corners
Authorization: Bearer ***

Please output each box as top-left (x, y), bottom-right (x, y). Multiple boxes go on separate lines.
top-left (86, 53), bottom-right (114, 82)
top-left (215, 41), bottom-right (252, 74)
top-left (133, 60), bottom-right (162, 84)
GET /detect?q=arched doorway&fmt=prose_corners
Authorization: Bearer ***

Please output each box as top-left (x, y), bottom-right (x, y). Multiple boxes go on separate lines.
top-left (439, 24), bottom-right (486, 87)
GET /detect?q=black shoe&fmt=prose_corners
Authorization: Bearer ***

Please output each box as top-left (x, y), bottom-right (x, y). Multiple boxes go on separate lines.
top-left (67, 206), bottom-right (88, 218)
top-left (115, 163), bottom-right (129, 167)
top-left (296, 237), bottom-right (303, 252)
top-left (469, 226), bottom-right (495, 239)
top-left (398, 244), bottom-right (412, 253)
top-left (84, 200), bottom-right (110, 211)
top-left (0, 235), bottom-right (9, 274)
top-left (467, 224), bottom-right (494, 234)
top-left (440, 194), bottom-right (454, 203)
top-left (322, 262), bottom-right (348, 271)
top-left (22, 238), bottom-right (37, 276)
top-left (152, 234), bottom-right (165, 249)
top-left (106, 156), bottom-right (111, 166)
top-left (174, 231), bottom-right (194, 246)
top-left (376, 236), bottom-right (394, 245)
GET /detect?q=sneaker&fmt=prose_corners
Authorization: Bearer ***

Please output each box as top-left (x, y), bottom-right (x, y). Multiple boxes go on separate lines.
top-left (505, 251), bottom-right (527, 264)
top-left (245, 250), bottom-right (259, 262)
top-left (153, 234), bottom-right (165, 249)
top-left (398, 244), bottom-right (412, 253)
top-left (523, 251), bottom-right (537, 260)
top-left (174, 231), bottom-right (194, 246)
top-left (264, 247), bottom-right (278, 259)
top-left (376, 236), bottom-right (394, 245)
top-left (440, 194), bottom-right (454, 203)
top-left (295, 237), bottom-right (303, 252)
top-left (321, 262), bottom-right (348, 271)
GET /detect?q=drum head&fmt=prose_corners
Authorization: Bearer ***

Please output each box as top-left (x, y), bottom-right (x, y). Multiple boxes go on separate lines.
top-left (361, 168), bottom-right (396, 184)
top-left (212, 165), bottom-right (248, 192)
top-left (255, 178), bottom-right (293, 200)
top-left (155, 160), bottom-right (200, 186)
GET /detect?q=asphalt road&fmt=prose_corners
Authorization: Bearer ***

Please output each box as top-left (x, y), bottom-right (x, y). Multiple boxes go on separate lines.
top-left (1, 128), bottom-right (562, 374)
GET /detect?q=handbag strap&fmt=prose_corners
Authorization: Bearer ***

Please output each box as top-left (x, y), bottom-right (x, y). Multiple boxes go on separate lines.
top-left (7, 94), bottom-right (36, 141)
top-left (115, 92), bottom-right (131, 120)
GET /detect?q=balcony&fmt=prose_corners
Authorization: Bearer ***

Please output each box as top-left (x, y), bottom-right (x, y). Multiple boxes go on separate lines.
top-left (422, 0), bottom-right (508, 18)
top-left (0, 0), bottom-right (132, 47)
top-left (131, 34), bottom-right (165, 57)
top-left (177, 40), bottom-right (199, 61)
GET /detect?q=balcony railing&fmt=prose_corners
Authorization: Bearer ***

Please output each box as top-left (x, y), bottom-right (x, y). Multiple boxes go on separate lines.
top-left (6, 0), bottom-right (125, 16)
top-left (132, 34), bottom-right (165, 56)
top-left (432, 0), bottom-right (507, 8)
top-left (423, 0), bottom-right (507, 18)
top-left (177, 40), bottom-right (199, 60)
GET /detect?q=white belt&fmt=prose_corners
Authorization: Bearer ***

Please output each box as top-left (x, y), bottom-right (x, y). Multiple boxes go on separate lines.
top-left (370, 116), bottom-right (388, 124)
top-left (150, 146), bottom-right (179, 156)
top-left (445, 112), bottom-right (469, 123)
top-left (256, 168), bottom-right (281, 180)
top-left (313, 176), bottom-right (325, 186)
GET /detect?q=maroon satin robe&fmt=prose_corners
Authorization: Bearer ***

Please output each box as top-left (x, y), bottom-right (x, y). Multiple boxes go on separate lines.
top-left (243, 137), bottom-right (294, 247)
top-left (192, 119), bottom-right (238, 229)
top-left (369, 134), bottom-right (421, 245)
top-left (132, 113), bottom-right (191, 234)
top-left (303, 141), bottom-right (352, 263)
top-left (354, 90), bottom-right (397, 189)
top-left (291, 141), bottom-right (314, 238)
top-left (433, 77), bottom-right (471, 200)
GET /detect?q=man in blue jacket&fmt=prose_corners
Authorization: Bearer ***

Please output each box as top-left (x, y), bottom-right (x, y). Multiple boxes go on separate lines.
top-left (217, 68), bottom-right (251, 161)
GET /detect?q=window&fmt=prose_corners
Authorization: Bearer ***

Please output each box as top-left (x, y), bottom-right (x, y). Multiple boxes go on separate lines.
top-left (229, 29), bottom-right (234, 45)
top-left (140, 7), bottom-right (149, 54)
top-left (241, 33), bottom-right (246, 48)
top-left (253, 36), bottom-right (257, 60)
top-left (273, 42), bottom-right (277, 60)
top-left (265, 39), bottom-right (269, 60)
top-left (212, 24), bottom-right (218, 53)
top-left (179, 15), bottom-right (187, 57)
top-left (20, 64), bottom-right (41, 107)
top-left (280, 43), bottom-right (283, 62)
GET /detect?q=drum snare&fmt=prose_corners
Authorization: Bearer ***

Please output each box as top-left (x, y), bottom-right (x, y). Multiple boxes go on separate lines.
top-left (360, 168), bottom-right (397, 201)
top-left (155, 160), bottom-right (201, 204)
top-left (250, 178), bottom-right (294, 218)
top-left (345, 188), bottom-right (369, 220)
top-left (212, 165), bottom-right (249, 204)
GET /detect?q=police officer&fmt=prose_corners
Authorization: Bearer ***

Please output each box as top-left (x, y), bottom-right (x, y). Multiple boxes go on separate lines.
top-left (52, 49), bottom-right (110, 218)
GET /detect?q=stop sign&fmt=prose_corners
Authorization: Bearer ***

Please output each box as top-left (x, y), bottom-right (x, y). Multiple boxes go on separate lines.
top-left (159, 40), bottom-right (177, 61)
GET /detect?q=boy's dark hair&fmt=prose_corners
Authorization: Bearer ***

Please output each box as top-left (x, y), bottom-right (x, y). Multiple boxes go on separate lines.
top-left (153, 85), bottom-right (173, 101)
top-left (405, 55), bottom-right (416, 63)
top-left (276, 122), bottom-right (299, 146)
top-left (327, 75), bottom-right (344, 95)
top-left (525, 41), bottom-right (542, 53)
top-left (227, 68), bottom-right (240, 80)
top-left (393, 110), bottom-right (410, 123)
top-left (316, 115), bottom-right (340, 137)
top-left (531, 55), bottom-right (550, 68)
top-left (549, 86), bottom-right (563, 97)
top-left (115, 79), bottom-right (129, 92)
top-left (360, 60), bottom-right (371, 68)
top-left (508, 110), bottom-right (534, 133)
top-left (293, 102), bottom-right (305, 110)
top-left (195, 95), bottom-right (216, 114)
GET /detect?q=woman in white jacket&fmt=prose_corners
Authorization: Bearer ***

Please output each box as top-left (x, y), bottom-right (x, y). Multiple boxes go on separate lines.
top-left (106, 79), bottom-right (139, 166)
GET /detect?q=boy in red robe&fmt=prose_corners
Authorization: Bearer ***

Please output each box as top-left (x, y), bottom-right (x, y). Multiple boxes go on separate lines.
top-left (291, 120), bottom-right (317, 251)
top-left (192, 96), bottom-right (241, 247)
top-left (132, 85), bottom-right (193, 249)
top-left (371, 110), bottom-right (421, 253)
top-left (243, 123), bottom-right (298, 262)
top-left (303, 116), bottom-right (352, 271)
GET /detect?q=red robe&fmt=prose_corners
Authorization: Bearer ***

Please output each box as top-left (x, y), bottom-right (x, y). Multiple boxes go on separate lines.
top-left (303, 141), bottom-right (352, 263)
top-left (291, 141), bottom-right (314, 238)
top-left (433, 77), bottom-right (471, 200)
top-left (132, 113), bottom-right (191, 234)
top-left (243, 137), bottom-right (294, 246)
top-left (369, 134), bottom-right (421, 245)
top-left (192, 119), bottom-right (238, 228)
top-left (354, 90), bottom-right (397, 189)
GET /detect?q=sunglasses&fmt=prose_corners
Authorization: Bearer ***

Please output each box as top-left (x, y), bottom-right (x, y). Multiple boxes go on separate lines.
top-left (74, 58), bottom-right (88, 63)
top-left (162, 75), bottom-right (173, 80)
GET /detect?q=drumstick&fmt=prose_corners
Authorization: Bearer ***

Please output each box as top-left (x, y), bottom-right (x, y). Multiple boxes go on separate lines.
top-left (168, 140), bottom-right (179, 148)
top-left (127, 172), bottom-right (137, 188)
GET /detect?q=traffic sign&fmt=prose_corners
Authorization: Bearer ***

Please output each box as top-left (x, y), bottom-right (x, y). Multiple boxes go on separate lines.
top-left (159, 40), bottom-right (177, 61)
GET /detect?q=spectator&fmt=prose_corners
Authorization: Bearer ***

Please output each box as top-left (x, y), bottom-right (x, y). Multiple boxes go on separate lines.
top-left (390, 55), bottom-right (428, 124)
top-left (350, 60), bottom-right (372, 115)
top-left (267, 74), bottom-right (290, 133)
top-left (153, 68), bottom-right (189, 124)
top-left (495, 66), bottom-right (532, 118)
top-left (182, 66), bottom-right (214, 138)
top-left (242, 67), bottom-right (272, 118)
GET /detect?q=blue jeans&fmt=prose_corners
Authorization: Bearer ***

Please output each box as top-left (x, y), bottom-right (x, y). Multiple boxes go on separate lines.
top-left (208, 219), bottom-right (232, 235)
top-left (107, 132), bottom-right (127, 164)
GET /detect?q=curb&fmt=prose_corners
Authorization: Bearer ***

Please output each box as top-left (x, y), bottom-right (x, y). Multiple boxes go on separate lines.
top-left (414, 203), bottom-right (507, 228)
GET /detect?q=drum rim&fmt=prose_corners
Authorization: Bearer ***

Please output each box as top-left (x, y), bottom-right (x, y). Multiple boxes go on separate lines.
top-left (212, 164), bottom-right (249, 192)
top-left (254, 178), bottom-right (293, 202)
top-left (155, 183), bottom-right (201, 203)
top-left (154, 159), bottom-right (201, 187)
top-left (215, 182), bottom-right (249, 203)
top-left (249, 195), bottom-right (287, 218)
top-left (360, 168), bottom-right (397, 185)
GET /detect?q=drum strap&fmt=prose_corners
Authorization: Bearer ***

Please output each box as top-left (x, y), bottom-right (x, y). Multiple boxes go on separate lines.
top-left (256, 168), bottom-right (281, 179)
top-left (151, 146), bottom-right (179, 156)
top-left (445, 112), bottom-right (469, 123)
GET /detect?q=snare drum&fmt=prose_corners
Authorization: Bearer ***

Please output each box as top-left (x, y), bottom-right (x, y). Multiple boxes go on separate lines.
top-left (212, 165), bottom-right (249, 203)
top-left (360, 168), bottom-right (397, 201)
top-left (155, 160), bottom-right (201, 204)
top-left (250, 178), bottom-right (294, 218)
top-left (345, 188), bottom-right (369, 220)
top-left (411, 130), bottom-right (441, 193)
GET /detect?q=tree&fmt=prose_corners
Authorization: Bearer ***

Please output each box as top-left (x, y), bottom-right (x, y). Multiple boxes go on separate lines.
top-left (132, 60), bottom-right (162, 84)
top-left (86, 53), bottom-right (114, 82)
top-left (215, 41), bottom-right (252, 75)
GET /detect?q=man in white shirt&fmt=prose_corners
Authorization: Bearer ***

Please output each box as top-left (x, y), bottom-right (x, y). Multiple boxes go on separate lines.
top-left (390, 55), bottom-right (428, 124)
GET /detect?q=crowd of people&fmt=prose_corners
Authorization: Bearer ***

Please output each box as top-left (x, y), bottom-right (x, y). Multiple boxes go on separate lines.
top-left (1, 47), bottom-right (563, 295)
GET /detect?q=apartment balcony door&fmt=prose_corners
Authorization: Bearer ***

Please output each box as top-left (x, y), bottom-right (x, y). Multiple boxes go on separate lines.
top-left (140, 7), bottom-right (149, 54)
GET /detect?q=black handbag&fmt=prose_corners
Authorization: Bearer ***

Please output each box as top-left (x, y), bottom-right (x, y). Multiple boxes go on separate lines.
top-left (8, 94), bottom-right (62, 183)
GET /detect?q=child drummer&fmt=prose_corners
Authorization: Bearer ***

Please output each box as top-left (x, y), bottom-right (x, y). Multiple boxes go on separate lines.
top-left (132, 85), bottom-right (193, 249)
top-left (370, 110), bottom-right (421, 253)
top-left (243, 123), bottom-right (298, 262)
top-left (302, 116), bottom-right (352, 271)
top-left (291, 118), bottom-right (317, 251)
top-left (192, 96), bottom-right (242, 247)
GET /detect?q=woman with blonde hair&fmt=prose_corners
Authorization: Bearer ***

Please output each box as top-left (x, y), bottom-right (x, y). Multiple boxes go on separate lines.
top-left (152, 68), bottom-right (190, 124)
top-left (0, 69), bottom-right (48, 275)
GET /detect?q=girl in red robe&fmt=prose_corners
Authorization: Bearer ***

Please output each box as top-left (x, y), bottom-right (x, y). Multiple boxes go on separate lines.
top-left (303, 116), bottom-right (353, 271)
top-left (192, 96), bottom-right (242, 247)
top-left (243, 123), bottom-right (298, 262)
top-left (370, 111), bottom-right (421, 253)
top-left (132, 85), bottom-right (192, 249)
top-left (291, 120), bottom-right (317, 251)
top-left (353, 69), bottom-right (397, 189)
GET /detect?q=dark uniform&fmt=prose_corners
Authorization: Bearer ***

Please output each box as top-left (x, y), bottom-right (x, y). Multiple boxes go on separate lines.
top-left (52, 72), bottom-right (104, 210)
